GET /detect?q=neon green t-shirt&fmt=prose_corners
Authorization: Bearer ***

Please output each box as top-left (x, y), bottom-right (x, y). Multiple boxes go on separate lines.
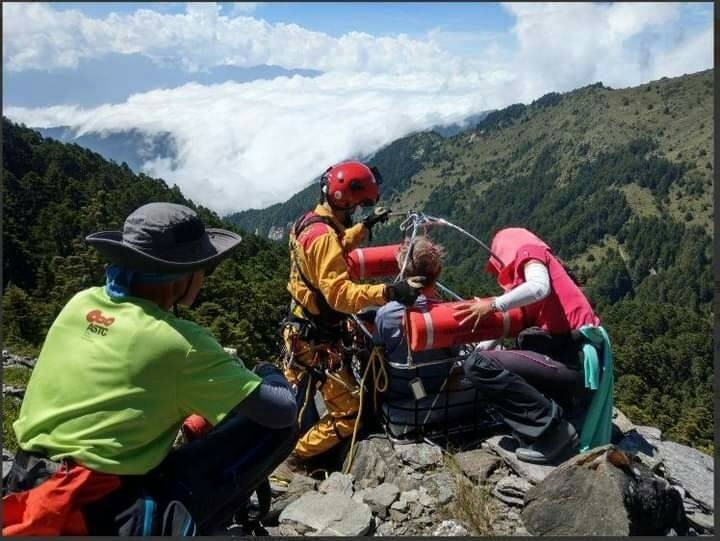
top-left (13, 286), bottom-right (261, 475)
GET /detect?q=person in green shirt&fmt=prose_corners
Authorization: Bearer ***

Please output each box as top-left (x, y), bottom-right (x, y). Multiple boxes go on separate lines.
top-left (5, 202), bottom-right (298, 535)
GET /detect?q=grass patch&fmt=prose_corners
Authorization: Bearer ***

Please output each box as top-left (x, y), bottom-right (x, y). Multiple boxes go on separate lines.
top-left (3, 366), bottom-right (32, 387)
top-left (440, 452), bottom-right (498, 535)
top-left (2, 397), bottom-right (22, 453)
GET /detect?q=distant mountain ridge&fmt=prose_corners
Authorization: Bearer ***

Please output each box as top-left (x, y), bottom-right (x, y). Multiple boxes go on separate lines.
top-left (5, 54), bottom-right (322, 108)
top-left (34, 127), bottom-right (178, 174)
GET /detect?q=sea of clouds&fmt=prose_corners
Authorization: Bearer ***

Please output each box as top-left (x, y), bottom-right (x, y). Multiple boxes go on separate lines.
top-left (4, 2), bottom-right (712, 213)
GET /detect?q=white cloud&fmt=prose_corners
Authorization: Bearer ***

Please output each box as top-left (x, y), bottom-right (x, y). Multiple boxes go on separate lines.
top-left (6, 72), bottom-right (494, 214)
top-left (500, 2), bottom-right (702, 99)
top-left (3, 2), bottom-right (713, 214)
top-left (3, 2), bottom-right (461, 74)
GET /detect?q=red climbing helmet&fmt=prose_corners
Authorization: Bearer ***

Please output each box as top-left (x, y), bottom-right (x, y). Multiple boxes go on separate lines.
top-left (320, 161), bottom-right (381, 210)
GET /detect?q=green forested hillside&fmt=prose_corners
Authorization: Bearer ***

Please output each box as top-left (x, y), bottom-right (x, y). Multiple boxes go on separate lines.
top-left (2, 117), bottom-right (291, 364)
top-left (226, 70), bottom-right (715, 452)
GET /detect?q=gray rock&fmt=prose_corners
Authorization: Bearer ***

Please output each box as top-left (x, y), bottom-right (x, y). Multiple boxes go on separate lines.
top-left (417, 486), bottom-right (437, 507)
top-left (319, 471), bottom-right (354, 497)
top-left (686, 512), bottom-right (714, 533)
top-left (656, 440), bottom-right (713, 512)
top-left (612, 407), bottom-right (636, 434)
top-left (424, 470), bottom-right (455, 505)
top-left (390, 498), bottom-right (408, 512)
top-left (485, 434), bottom-right (557, 484)
top-left (522, 446), bottom-right (689, 536)
top-left (636, 425), bottom-right (662, 441)
top-left (279, 492), bottom-right (373, 536)
top-left (2, 385), bottom-right (25, 399)
top-left (399, 489), bottom-right (420, 504)
top-left (353, 488), bottom-right (367, 504)
top-left (3, 460), bottom-right (12, 480)
top-left (362, 483), bottom-right (399, 518)
top-left (349, 437), bottom-right (396, 490)
top-left (522, 450), bottom-right (632, 536)
top-left (375, 520), bottom-right (396, 536)
top-left (287, 473), bottom-right (317, 495)
top-left (433, 519), bottom-right (470, 536)
top-left (266, 473), bottom-right (318, 523)
top-left (2, 351), bottom-right (36, 369)
top-left (492, 475), bottom-right (533, 506)
top-left (452, 449), bottom-right (500, 483)
top-left (395, 442), bottom-right (443, 469)
top-left (389, 499), bottom-right (409, 522)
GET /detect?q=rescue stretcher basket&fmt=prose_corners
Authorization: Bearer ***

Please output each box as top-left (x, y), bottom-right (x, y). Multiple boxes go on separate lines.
top-left (349, 211), bottom-right (517, 444)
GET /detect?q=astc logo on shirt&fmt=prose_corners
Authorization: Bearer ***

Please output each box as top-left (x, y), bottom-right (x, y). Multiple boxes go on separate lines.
top-left (84, 309), bottom-right (116, 337)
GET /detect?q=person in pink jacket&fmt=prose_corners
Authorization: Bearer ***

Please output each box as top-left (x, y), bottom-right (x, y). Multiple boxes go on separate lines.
top-left (455, 228), bottom-right (599, 464)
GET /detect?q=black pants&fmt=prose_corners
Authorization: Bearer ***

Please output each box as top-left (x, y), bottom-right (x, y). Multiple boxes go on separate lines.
top-left (463, 349), bottom-right (590, 440)
top-left (84, 413), bottom-right (299, 535)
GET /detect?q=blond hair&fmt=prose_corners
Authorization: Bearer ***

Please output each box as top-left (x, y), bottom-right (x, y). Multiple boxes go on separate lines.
top-left (396, 236), bottom-right (445, 284)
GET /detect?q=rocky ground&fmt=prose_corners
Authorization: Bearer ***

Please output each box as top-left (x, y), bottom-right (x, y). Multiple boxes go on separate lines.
top-left (257, 412), bottom-right (714, 537)
top-left (2, 350), bottom-right (715, 536)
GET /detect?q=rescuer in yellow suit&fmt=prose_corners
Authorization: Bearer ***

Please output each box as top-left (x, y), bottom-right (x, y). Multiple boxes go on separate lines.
top-left (283, 160), bottom-right (422, 459)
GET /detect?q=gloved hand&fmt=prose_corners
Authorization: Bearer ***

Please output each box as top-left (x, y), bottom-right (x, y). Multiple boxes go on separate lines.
top-left (385, 276), bottom-right (426, 306)
top-left (362, 206), bottom-right (391, 229)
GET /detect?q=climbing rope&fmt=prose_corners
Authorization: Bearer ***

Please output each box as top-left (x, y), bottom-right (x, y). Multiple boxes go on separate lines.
top-left (342, 346), bottom-right (388, 475)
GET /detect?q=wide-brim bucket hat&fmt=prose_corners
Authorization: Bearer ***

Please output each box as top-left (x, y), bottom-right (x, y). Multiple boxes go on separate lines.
top-left (86, 202), bottom-right (242, 273)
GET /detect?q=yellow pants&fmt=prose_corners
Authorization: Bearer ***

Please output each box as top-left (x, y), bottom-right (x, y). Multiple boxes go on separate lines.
top-left (283, 327), bottom-right (361, 459)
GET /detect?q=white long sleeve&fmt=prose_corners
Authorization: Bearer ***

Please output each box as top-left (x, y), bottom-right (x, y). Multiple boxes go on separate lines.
top-left (493, 261), bottom-right (550, 312)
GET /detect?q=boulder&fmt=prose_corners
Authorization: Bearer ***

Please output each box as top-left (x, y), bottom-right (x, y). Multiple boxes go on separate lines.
top-left (656, 440), bottom-right (713, 512)
top-left (522, 446), bottom-right (688, 536)
top-left (265, 474), bottom-right (318, 524)
top-left (362, 483), bottom-right (399, 518)
top-left (349, 437), bottom-right (397, 490)
top-left (279, 492), bottom-right (373, 536)
top-left (395, 442), bottom-right (443, 470)
top-left (319, 472), bottom-right (354, 497)
top-left (452, 449), bottom-right (500, 483)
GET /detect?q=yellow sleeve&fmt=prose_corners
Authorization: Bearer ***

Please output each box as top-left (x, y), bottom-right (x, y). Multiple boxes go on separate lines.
top-left (342, 223), bottom-right (368, 251)
top-left (307, 231), bottom-right (387, 314)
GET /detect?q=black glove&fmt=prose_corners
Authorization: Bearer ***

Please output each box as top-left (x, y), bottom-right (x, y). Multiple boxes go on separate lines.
top-left (362, 206), bottom-right (391, 229)
top-left (385, 277), bottom-right (426, 306)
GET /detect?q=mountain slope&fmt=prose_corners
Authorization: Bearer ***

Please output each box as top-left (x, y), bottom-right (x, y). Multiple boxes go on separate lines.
top-left (2, 117), bottom-right (290, 366)
top-left (224, 70), bottom-right (714, 452)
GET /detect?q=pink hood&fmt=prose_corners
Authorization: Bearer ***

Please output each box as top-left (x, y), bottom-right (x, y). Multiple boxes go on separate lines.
top-left (486, 228), bottom-right (550, 274)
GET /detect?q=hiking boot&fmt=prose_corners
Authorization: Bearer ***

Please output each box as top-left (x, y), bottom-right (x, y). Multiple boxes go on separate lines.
top-left (515, 420), bottom-right (578, 465)
top-left (271, 452), bottom-right (306, 483)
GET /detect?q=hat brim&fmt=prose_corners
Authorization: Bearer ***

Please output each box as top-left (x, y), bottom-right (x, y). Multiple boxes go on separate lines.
top-left (86, 228), bottom-right (242, 273)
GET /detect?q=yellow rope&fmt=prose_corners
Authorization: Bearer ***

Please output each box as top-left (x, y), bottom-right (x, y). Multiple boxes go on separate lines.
top-left (296, 370), bottom-right (314, 429)
top-left (343, 346), bottom-right (387, 475)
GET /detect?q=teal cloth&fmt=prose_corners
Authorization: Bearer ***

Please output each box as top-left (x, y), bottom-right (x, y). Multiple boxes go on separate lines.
top-left (578, 325), bottom-right (614, 452)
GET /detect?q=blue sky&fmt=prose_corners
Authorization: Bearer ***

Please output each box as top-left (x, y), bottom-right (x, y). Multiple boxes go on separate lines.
top-left (3, 2), bottom-right (714, 213)
top-left (49, 2), bottom-right (517, 37)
